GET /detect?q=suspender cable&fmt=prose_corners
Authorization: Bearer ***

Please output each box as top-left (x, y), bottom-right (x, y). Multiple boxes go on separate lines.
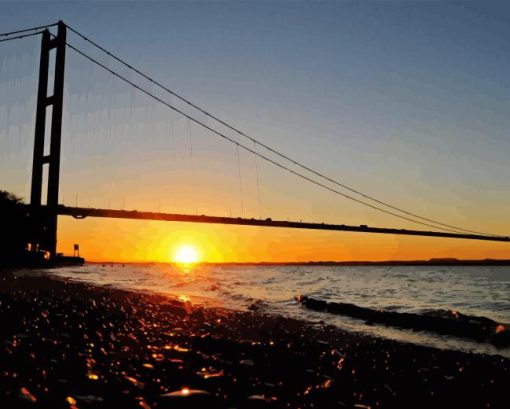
top-left (188, 119), bottom-right (193, 158)
top-left (236, 144), bottom-right (244, 217)
top-left (253, 141), bottom-right (261, 217)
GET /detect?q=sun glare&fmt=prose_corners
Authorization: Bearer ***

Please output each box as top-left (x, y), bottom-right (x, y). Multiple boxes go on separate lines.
top-left (173, 244), bottom-right (200, 264)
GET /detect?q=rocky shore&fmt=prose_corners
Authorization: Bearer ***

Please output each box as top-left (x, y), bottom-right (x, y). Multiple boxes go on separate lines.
top-left (1, 271), bottom-right (509, 408)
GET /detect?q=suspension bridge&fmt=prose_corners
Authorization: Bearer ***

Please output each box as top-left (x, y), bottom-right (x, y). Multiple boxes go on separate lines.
top-left (1, 21), bottom-right (509, 260)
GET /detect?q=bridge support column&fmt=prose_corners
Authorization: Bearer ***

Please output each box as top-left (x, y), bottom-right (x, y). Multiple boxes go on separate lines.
top-left (30, 21), bottom-right (66, 260)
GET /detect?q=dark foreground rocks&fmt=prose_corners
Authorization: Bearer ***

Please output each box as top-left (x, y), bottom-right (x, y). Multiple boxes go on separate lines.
top-left (0, 272), bottom-right (509, 408)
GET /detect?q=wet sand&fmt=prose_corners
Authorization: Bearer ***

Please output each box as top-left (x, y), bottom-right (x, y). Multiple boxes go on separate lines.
top-left (1, 271), bottom-right (509, 408)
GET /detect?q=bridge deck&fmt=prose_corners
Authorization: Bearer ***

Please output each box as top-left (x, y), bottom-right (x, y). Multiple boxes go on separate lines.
top-left (54, 206), bottom-right (510, 242)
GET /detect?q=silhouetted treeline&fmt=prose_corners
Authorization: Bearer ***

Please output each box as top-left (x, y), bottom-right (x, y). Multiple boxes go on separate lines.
top-left (0, 190), bottom-right (29, 266)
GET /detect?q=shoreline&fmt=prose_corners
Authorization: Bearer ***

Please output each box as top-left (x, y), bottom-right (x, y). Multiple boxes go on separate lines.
top-left (86, 259), bottom-right (510, 267)
top-left (1, 271), bottom-right (509, 408)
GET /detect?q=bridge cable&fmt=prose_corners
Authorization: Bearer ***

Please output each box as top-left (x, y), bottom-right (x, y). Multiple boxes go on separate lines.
top-left (64, 42), bottom-right (495, 236)
top-left (0, 31), bottom-right (46, 44)
top-left (64, 42), bottom-right (487, 235)
top-left (63, 23), bottom-right (499, 237)
top-left (0, 23), bottom-right (58, 38)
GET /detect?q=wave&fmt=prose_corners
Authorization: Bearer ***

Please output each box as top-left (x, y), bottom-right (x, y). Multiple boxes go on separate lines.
top-left (297, 295), bottom-right (510, 348)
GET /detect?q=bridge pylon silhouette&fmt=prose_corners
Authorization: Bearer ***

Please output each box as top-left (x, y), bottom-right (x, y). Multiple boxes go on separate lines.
top-left (28, 21), bottom-right (66, 258)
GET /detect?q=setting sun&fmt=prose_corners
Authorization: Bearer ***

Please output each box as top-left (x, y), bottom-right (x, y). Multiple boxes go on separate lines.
top-left (173, 244), bottom-right (200, 264)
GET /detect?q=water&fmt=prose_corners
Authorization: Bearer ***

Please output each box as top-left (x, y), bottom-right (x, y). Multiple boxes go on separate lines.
top-left (47, 263), bottom-right (510, 357)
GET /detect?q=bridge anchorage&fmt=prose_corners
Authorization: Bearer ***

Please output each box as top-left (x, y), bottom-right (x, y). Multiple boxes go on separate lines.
top-left (5, 21), bottom-right (505, 261)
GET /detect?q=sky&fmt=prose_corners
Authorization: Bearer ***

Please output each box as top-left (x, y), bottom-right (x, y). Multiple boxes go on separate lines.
top-left (1, 0), bottom-right (510, 262)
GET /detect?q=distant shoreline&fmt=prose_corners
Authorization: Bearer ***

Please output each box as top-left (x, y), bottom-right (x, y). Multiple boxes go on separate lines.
top-left (86, 258), bottom-right (510, 267)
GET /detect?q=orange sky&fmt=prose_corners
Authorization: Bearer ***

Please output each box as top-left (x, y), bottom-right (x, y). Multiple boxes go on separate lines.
top-left (58, 217), bottom-right (510, 263)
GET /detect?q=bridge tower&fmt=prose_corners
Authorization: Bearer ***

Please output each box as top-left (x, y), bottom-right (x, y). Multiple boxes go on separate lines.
top-left (29, 21), bottom-right (66, 259)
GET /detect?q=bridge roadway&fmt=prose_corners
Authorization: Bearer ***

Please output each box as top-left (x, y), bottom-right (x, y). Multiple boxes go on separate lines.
top-left (53, 205), bottom-right (510, 243)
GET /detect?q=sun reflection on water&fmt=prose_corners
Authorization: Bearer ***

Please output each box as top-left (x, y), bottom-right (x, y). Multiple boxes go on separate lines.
top-left (174, 261), bottom-right (199, 283)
